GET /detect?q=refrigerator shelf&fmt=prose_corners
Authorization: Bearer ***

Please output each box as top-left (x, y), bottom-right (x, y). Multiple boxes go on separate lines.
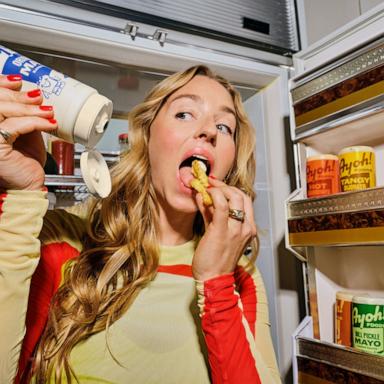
top-left (288, 227), bottom-right (384, 246)
top-left (297, 337), bottom-right (384, 383)
top-left (294, 98), bottom-right (384, 154)
top-left (44, 175), bottom-right (90, 208)
top-left (287, 186), bottom-right (384, 246)
top-left (291, 37), bottom-right (384, 150)
top-left (291, 38), bottom-right (384, 104)
top-left (45, 174), bottom-right (86, 187)
top-left (287, 186), bottom-right (384, 219)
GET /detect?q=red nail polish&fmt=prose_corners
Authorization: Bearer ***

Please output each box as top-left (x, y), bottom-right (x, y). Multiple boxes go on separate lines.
top-left (39, 105), bottom-right (53, 111)
top-left (48, 118), bottom-right (57, 124)
top-left (27, 89), bottom-right (41, 98)
top-left (209, 175), bottom-right (217, 179)
top-left (7, 74), bottom-right (22, 81)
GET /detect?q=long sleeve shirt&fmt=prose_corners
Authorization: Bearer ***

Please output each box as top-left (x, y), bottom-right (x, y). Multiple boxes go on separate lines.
top-left (0, 190), bottom-right (281, 383)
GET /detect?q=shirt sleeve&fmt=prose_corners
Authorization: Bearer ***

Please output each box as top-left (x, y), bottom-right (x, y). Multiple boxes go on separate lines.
top-left (195, 259), bottom-right (281, 384)
top-left (0, 190), bottom-right (48, 383)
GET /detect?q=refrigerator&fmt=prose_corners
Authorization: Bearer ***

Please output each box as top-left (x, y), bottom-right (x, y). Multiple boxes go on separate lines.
top-left (0, 1), bottom-right (383, 382)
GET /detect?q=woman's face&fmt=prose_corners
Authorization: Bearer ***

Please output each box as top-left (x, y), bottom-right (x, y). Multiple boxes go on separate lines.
top-left (148, 75), bottom-right (237, 214)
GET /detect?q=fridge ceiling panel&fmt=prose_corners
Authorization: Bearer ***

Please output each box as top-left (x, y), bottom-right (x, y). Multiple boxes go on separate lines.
top-left (0, 3), bottom-right (289, 87)
top-left (50, 0), bottom-right (300, 55)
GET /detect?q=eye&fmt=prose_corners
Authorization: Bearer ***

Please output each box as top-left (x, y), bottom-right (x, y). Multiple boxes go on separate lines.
top-left (175, 112), bottom-right (193, 121)
top-left (216, 123), bottom-right (233, 136)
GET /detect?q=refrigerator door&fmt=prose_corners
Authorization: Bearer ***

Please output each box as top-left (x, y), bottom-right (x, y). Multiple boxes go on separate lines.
top-left (286, 4), bottom-right (384, 383)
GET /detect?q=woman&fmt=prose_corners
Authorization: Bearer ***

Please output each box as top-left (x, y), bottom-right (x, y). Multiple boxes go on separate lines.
top-left (0, 66), bottom-right (280, 383)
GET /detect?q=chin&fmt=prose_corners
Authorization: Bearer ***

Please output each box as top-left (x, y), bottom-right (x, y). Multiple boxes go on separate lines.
top-left (167, 195), bottom-right (199, 214)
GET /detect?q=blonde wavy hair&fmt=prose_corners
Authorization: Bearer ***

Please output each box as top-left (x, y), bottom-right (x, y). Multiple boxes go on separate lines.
top-left (31, 65), bottom-right (258, 383)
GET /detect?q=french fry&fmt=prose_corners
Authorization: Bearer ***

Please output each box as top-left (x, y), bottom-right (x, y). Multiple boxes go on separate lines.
top-left (190, 160), bottom-right (213, 206)
top-left (192, 160), bottom-right (209, 187)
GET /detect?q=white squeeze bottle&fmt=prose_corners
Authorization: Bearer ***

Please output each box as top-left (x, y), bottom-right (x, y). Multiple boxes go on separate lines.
top-left (0, 45), bottom-right (113, 197)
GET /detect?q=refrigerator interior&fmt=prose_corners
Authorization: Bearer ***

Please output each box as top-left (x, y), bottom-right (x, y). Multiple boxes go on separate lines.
top-left (0, 1), bottom-right (296, 376)
top-left (4, 2), bottom-right (384, 383)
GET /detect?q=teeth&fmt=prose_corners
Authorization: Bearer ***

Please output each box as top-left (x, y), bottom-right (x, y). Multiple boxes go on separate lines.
top-left (194, 155), bottom-right (208, 161)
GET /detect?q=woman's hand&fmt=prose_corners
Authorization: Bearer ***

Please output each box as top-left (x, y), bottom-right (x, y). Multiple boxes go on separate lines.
top-left (0, 75), bottom-right (57, 190)
top-left (192, 177), bottom-right (257, 281)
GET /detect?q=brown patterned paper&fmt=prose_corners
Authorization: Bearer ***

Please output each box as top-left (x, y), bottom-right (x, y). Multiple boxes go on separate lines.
top-left (288, 209), bottom-right (384, 233)
top-left (294, 65), bottom-right (384, 117)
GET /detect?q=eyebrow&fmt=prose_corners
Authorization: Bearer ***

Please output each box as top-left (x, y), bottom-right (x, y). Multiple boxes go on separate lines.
top-left (169, 93), bottom-right (236, 118)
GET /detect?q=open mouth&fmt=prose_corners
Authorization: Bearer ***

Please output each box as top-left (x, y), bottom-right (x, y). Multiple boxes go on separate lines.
top-left (179, 155), bottom-right (211, 175)
top-left (179, 154), bottom-right (211, 188)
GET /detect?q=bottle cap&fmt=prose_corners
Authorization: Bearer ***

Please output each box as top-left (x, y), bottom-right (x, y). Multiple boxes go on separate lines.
top-left (73, 93), bottom-right (113, 148)
top-left (80, 150), bottom-right (112, 198)
top-left (119, 133), bottom-right (128, 139)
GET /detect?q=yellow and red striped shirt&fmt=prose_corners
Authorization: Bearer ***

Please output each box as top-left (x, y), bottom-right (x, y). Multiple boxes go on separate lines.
top-left (0, 190), bottom-right (281, 383)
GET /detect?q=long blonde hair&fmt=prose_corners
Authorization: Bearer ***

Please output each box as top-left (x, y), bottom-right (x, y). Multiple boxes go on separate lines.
top-left (32, 65), bottom-right (257, 383)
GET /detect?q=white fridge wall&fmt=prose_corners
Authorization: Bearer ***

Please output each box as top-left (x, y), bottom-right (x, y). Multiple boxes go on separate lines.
top-left (244, 92), bottom-right (279, 363)
top-left (256, 75), bottom-right (303, 380)
top-left (245, 86), bottom-right (304, 381)
top-left (292, 3), bottom-right (384, 73)
top-left (303, 0), bottom-right (384, 46)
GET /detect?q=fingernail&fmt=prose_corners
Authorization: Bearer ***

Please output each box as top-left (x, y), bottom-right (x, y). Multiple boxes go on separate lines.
top-left (39, 105), bottom-right (53, 111)
top-left (27, 89), bottom-right (41, 98)
top-left (7, 74), bottom-right (22, 81)
top-left (48, 118), bottom-right (57, 124)
top-left (207, 185), bottom-right (212, 189)
top-left (209, 175), bottom-right (217, 179)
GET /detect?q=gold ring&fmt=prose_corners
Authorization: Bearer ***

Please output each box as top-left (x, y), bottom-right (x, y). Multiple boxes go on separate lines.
top-left (0, 129), bottom-right (13, 144)
top-left (228, 208), bottom-right (245, 223)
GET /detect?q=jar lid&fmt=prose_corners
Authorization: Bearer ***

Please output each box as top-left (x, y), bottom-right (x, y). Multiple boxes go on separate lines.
top-left (119, 133), bottom-right (128, 140)
top-left (336, 291), bottom-right (368, 301)
top-left (307, 154), bottom-right (339, 161)
top-left (80, 150), bottom-right (111, 198)
top-left (339, 146), bottom-right (374, 154)
top-left (352, 294), bottom-right (384, 305)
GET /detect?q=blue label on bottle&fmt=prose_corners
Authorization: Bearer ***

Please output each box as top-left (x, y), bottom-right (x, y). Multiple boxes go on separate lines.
top-left (0, 46), bottom-right (66, 99)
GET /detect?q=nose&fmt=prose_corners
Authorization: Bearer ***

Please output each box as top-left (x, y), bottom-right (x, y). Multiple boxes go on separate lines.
top-left (194, 120), bottom-right (217, 146)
